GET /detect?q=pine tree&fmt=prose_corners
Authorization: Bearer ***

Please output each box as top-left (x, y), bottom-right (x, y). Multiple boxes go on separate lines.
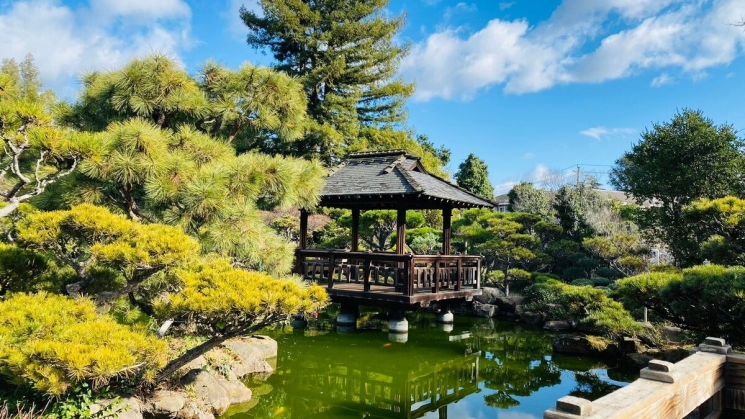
top-left (0, 56), bottom-right (91, 217)
top-left (48, 55), bottom-right (326, 273)
top-left (455, 154), bottom-right (494, 199)
top-left (241, 0), bottom-right (414, 160)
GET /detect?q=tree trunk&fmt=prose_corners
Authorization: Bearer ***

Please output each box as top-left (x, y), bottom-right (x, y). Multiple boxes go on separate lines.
top-left (154, 320), bottom-right (273, 382)
top-left (0, 200), bottom-right (21, 218)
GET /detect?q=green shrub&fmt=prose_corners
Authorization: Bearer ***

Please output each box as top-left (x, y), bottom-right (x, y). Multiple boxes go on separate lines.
top-left (649, 264), bottom-right (682, 274)
top-left (562, 267), bottom-right (586, 281)
top-left (0, 293), bottom-right (166, 396)
top-left (592, 277), bottom-right (611, 287)
top-left (570, 279), bottom-right (593, 287)
top-left (523, 280), bottom-right (641, 338)
top-left (595, 267), bottom-right (624, 280)
top-left (616, 265), bottom-right (745, 345)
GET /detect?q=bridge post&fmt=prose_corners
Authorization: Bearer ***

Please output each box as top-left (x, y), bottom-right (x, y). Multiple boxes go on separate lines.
top-left (336, 303), bottom-right (358, 332)
top-left (437, 308), bottom-right (454, 324)
top-left (389, 309), bottom-right (408, 333)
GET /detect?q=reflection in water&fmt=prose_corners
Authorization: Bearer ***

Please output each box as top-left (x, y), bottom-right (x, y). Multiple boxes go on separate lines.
top-left (223, 313), bottom-right (635, 419)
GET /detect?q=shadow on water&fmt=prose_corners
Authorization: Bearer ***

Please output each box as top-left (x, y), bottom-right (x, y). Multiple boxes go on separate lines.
top-left (223, 309), bottom-right (637, 419)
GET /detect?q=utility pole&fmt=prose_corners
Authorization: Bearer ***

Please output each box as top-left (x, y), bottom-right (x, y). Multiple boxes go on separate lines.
top-left (576, 165), bottom-right (580, 186)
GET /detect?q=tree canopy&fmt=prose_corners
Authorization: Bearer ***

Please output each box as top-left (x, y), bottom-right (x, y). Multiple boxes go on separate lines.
top-left (241, 0), bottom-right (414, 161)
top-left (610, 109), bottom-right (745, 265)
top-left (46, 55), bottom-right (326, 273)
top-left (455, 153), bottom-right (494, 199)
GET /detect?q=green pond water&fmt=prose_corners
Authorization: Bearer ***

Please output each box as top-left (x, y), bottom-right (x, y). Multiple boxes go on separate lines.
top-left (223, 312), bottom-right (637, 419)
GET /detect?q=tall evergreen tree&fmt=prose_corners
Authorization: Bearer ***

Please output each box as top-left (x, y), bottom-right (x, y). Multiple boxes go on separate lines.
top-left (455, 153), bottom-right (494, 199)
top-left (241, 0), bottom-right (414, 160)
top-left (610, 109), bottom-right (745, 265)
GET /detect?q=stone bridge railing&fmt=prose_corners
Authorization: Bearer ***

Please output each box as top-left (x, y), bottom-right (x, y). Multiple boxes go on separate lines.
top-left (544, 337), bottom-right (745, 419)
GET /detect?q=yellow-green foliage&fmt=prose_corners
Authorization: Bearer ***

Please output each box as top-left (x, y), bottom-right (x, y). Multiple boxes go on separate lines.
top-left (0, 242), bottom-right (76, 295)
top-left (155, 259), bottom-right (329, 334)
top-left (0, 293), bottom-right (166, 396)
top-left (523, 279), bottom-right (642, 338)
top-left (16, 204), bottom-right (198, 296)
top-left (616, 265), bottom-right (745, 344)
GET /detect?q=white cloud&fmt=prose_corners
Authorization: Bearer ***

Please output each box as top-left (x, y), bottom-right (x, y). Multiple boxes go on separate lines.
top-left (523, 152), bottom-right (535, 160)
top-left (499, 2), bottom-right (515, 11)
top-left (580, 126), bottom-right (636, 140)
top-left (651, 72), bottom-right (674, 86)
top-left (402, 0), bottom-right (745, 100)
top-left (0, 0), bottom-right (192, 98)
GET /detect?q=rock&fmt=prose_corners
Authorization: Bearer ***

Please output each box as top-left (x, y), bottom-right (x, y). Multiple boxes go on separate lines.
top-left (552, 335), bottom-right (607, 356)
top-left (182, 370), bottom-right (231, 416)
top-left (661, 326), bottom-right (686, 343)
top-left (144, 391), bottom-right (186, 419)
top-left (472, 301), bottom-right (498, 318)
top-left (225, 336), bottom-right (277, 377)
top-left (625, 352), bottom-right (655, 369)
top-left (519, 311), bottom-right (543, 325)
top-left (92, 397), bottom-right (143, 419)
top-left (543, 320), bottom-right (572, 332)
top-left (473, 287), bottom-right (504, 304)
top-left (183, 355), bottom-right (208, 372)
top-left (216, 372), bottom-right (253, 405)
top-left (178, 401), bottom-right (216, 419)
top-left (619, 337), bottom-right (644, 354)
top-left (494, 296), bottom-right (523, 312)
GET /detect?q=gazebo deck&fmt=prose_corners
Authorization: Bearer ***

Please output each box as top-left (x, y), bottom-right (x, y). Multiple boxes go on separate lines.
top-left (296, 249), bottom-right (482, 307)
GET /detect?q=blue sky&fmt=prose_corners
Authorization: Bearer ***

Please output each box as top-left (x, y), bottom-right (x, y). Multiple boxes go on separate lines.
top-left (1, 0), bottom-right (744, 193)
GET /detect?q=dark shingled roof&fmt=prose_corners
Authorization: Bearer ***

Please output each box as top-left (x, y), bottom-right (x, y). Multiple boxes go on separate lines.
top-left (320, 150), bottom-right (494, 209)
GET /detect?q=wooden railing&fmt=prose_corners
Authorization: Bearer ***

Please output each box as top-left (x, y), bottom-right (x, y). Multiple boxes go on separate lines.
top-left (295, 249), bottom-right (481, 296)
top-left (544, 337), bottom-right (745, 419)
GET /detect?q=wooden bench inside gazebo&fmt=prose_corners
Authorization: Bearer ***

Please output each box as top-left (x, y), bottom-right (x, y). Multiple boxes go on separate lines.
top-left (295, 150), bottom-right (494, 308)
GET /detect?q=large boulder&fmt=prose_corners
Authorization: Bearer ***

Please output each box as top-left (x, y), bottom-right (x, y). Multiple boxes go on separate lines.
top-left (182, 370), bottom-right (231, 416)
top-left (519, 311), bottom-right (543, 325)
top-left (661, 326), bottom-right (686, 343)
top-left (472, 301), bottom-right (498, 318)
top-left (224, 336), bottom-right (277, 377)
top-left (494, 296), bottom-right (524, 312)
top-left (92, 397), bottom-right (143, 419)
top-left (552, 335), bottom-right (607, 356)
top-left (474, 287), bottom-right (504, 304)
top-left (216, 372), bottom-right (253, 405)
top-left (143, 391), bottom-right (186, 419)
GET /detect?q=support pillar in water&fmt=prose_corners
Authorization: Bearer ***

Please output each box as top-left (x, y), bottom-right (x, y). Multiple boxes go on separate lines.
top-left (388, 309), bottom-right (408, 333)
top-left (437, 310), bottom-right (454, 324)
top-left (336, 303), bottom-right (358, 328)
top-left (290, 313), bottom-right (308, 329)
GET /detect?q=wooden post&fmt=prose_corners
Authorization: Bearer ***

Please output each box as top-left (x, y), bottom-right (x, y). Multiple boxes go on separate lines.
top-left (351, 208), bottom-right (360, 252)
top-left (456, 258), bottom-right (462, 291)
top-left (328, 252), bottom-right (335, 289)
top-left (474, 258), bottom-right (481, 289)
top-left (442, 207), bottom-right (452, 255)
top-left (363, 256), bottom-right (372, 292)
top-left (407, 255), bottom-right (415, 296)
top-left (433, 258), bottom-right (440, 294)
top-left (299, 208), bottom-right (309, 249)
top-left (396, 206), bottom-right (406, 255)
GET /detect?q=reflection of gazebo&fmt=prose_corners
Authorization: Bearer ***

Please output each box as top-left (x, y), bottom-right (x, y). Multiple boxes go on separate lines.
top-left (296, 150), bottom-right (494, 308)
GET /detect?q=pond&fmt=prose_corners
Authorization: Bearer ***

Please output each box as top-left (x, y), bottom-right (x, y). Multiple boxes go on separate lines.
top-left (223, 311), bottom-right (637, 419)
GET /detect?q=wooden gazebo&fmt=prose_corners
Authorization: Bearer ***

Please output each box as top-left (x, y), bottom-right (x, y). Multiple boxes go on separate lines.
top-left (296, 150), bottom-right (494, 308)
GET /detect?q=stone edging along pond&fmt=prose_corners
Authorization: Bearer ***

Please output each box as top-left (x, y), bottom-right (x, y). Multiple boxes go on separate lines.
top-left (92, 335), bottom-right (278, 419)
